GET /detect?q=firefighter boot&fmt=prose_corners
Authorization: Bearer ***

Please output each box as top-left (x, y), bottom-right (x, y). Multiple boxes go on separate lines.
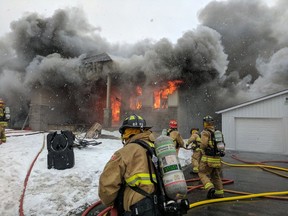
top-left (214, 190), bottom-right (224, 198)
top-left (192, 167), bottom-right (199, 173)
top-left (207, 188), bottom-right (216, 199)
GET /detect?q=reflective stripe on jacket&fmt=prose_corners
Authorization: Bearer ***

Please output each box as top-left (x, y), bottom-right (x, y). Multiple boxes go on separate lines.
top-left (126, 173), bottom-right (157, 186)
top-left (0, 122), bottom-right (8, 127)
top-left (98, 130), bottom-right (156, 211)
top-left (201, 155), bottom-right (221, 168)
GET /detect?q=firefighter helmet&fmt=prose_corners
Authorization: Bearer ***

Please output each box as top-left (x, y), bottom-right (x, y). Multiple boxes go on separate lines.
top-left (169, 120), bottom-right (178, 129)
top-left (190, 128), bottom-right (199, 135)
top-left (203, 115), bottom-right (214, 128)
top-left (119, 114), bottom-right (152, 134)
top-left (203, 115), bottom-right (214, 123)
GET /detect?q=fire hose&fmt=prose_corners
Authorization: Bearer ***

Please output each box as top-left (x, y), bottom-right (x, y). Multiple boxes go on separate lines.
top-left (221, 160), bottom-right (288, 172)
top-left (230, 154), bottom-right (288, 178)
top-left (19, 134), bottom-right (46, 216)
top-left (84, 157), bottom-right (288, 216)
top-left (231, 154), bottom-right (288, 164)
top-left (81, 179), bottom-right (229, 215)
top-left (81, 200), bottom-right (104, 216)
top-left (188, 157), bottom-right (288, 209)
top-left (189, 191), bottom-right (288, 209)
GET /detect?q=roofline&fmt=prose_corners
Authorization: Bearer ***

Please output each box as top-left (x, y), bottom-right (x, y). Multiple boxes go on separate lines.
top-left (216, 89), bottom-right (288, 114)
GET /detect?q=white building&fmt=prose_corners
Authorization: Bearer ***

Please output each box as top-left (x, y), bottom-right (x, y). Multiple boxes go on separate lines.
top-left (216, 89), bottom-right (288, 155)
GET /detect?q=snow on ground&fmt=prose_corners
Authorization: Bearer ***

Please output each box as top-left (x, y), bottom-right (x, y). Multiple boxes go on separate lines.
top-left (0, 129), bottom-right (192, 216)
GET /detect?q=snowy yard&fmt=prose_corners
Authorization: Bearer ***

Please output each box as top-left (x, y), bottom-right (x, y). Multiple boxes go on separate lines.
top-left (0, 130), bottom-right (191, 216)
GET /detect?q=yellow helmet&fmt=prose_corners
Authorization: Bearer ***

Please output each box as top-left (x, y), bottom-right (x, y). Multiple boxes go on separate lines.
top-left (190, 128), bottom-right (199, 134)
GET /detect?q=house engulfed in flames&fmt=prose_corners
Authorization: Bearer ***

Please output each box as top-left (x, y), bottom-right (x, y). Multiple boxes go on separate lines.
top-left (29, 52), bottom-right (183, 132)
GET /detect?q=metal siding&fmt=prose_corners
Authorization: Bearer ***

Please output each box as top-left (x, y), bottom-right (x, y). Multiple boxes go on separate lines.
top-left (284, 117), bottom-right (288, 154)
top-left (220, 93), bottom-right (288, 154)
top-left (221, 115), bottom-right (236, 150)
top-left (225, 96), bottom-right (285, 118)
top-left (217, 91), bottom-right (288, 114)
top-left (235, 118), bottom-right (284, 153)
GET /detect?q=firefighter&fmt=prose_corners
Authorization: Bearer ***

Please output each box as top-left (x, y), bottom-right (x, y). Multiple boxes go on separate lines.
top-left (198, 115), bottom-right (224, 199)
top-left (167, 120), bottom-right (185, 156)
top-left (187, 128), bottom-right (202, 174)
top-left (98, 114), bottom-right (162, 216)
top-left (0, 99), bottom-right (9, 144)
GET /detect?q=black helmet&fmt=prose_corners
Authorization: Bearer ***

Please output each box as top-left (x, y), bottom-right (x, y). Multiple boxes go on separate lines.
top-left (119, 114), bottom-right (152, 134)
top-left (203, 115), bottom-right (214, 123)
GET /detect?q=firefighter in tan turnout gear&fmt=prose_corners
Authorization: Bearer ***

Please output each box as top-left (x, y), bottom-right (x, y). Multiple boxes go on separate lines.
top-left (167, 119), bottom-right (185, 156)
top-left (0, 99), bottom-right (10, 144)
top-left (98, 114), bottom-right (162, 216)
top-left (198, 115), bottom-right (225, 199)
top-left (187, 128), bottom-right (202, 174)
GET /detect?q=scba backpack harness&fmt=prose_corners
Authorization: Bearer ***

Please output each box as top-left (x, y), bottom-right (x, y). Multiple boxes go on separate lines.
top-left (205, 130), bottom-right (226, 157)
top-left (115, 139), bottom-right (189, 216)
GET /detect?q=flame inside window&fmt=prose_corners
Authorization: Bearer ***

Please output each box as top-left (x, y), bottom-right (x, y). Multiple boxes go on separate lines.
top-left (153, 80), bottom-right (183, 109)
top-left (130, 86), bottom-right (142, 110)
top-left (110, 81), bottom-right (182, 123)
top-left (111, 96), bottom-right (121, 123)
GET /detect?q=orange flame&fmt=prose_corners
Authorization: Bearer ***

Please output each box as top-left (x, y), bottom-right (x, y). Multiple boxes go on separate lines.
top-left (130, 86), bottom-right (142, 110)
top-left (111, 96), bottom-right (121, 122)
top-left (154, 80), bottom-right (183, 109)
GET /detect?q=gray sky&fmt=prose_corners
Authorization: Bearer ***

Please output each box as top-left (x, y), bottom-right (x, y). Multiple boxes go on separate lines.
top-left (0, 0), bottom-right (276, 44)
top-left (0, 0), bottom-right (225, 43)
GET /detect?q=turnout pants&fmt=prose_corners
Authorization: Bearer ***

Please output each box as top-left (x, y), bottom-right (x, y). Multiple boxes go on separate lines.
top-left (198, 160), bottom-right (223, 191)
top-left (0, 124), bottom-right (6, 143)
top-left (191, 150), bottom-right (202, 173)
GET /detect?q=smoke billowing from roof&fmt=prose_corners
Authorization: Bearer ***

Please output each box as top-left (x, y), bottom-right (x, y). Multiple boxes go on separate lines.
top-left (199, 0), bottom-right (288, 98)
top-left (0, 0), bottom-right (288, 128)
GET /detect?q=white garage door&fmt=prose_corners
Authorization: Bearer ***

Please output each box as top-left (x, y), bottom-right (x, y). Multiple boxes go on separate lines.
top-left (235, 118), bottom-right (284, 153)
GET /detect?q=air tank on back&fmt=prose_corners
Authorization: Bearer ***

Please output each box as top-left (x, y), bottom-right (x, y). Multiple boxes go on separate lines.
top-left (154, 129), bottom-right (187, 200)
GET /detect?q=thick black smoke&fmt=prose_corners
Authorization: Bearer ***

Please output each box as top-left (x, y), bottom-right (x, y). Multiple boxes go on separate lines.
top-left (0, 1), bottom-right (287, 131)
top-left (179, 0), bottom-right (288, 131)
top-left (0, 8), bottom-right (111, 127)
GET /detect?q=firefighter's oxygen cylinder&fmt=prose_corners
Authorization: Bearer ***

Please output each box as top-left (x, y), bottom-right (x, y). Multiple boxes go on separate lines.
top-left (214, 130), bottom-right (225, 157)
top-left (5, 107), bottom-right (10, 121)
top-left (154, 129), bottom-right (187, 200)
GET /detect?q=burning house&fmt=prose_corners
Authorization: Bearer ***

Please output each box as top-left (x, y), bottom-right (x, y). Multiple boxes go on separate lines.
top-left (28, 52), bottom-right (184, 132)
top-left (28, 52), bottom-right (113, 131)
top-left (3, 1), bottom-right (288, 137)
